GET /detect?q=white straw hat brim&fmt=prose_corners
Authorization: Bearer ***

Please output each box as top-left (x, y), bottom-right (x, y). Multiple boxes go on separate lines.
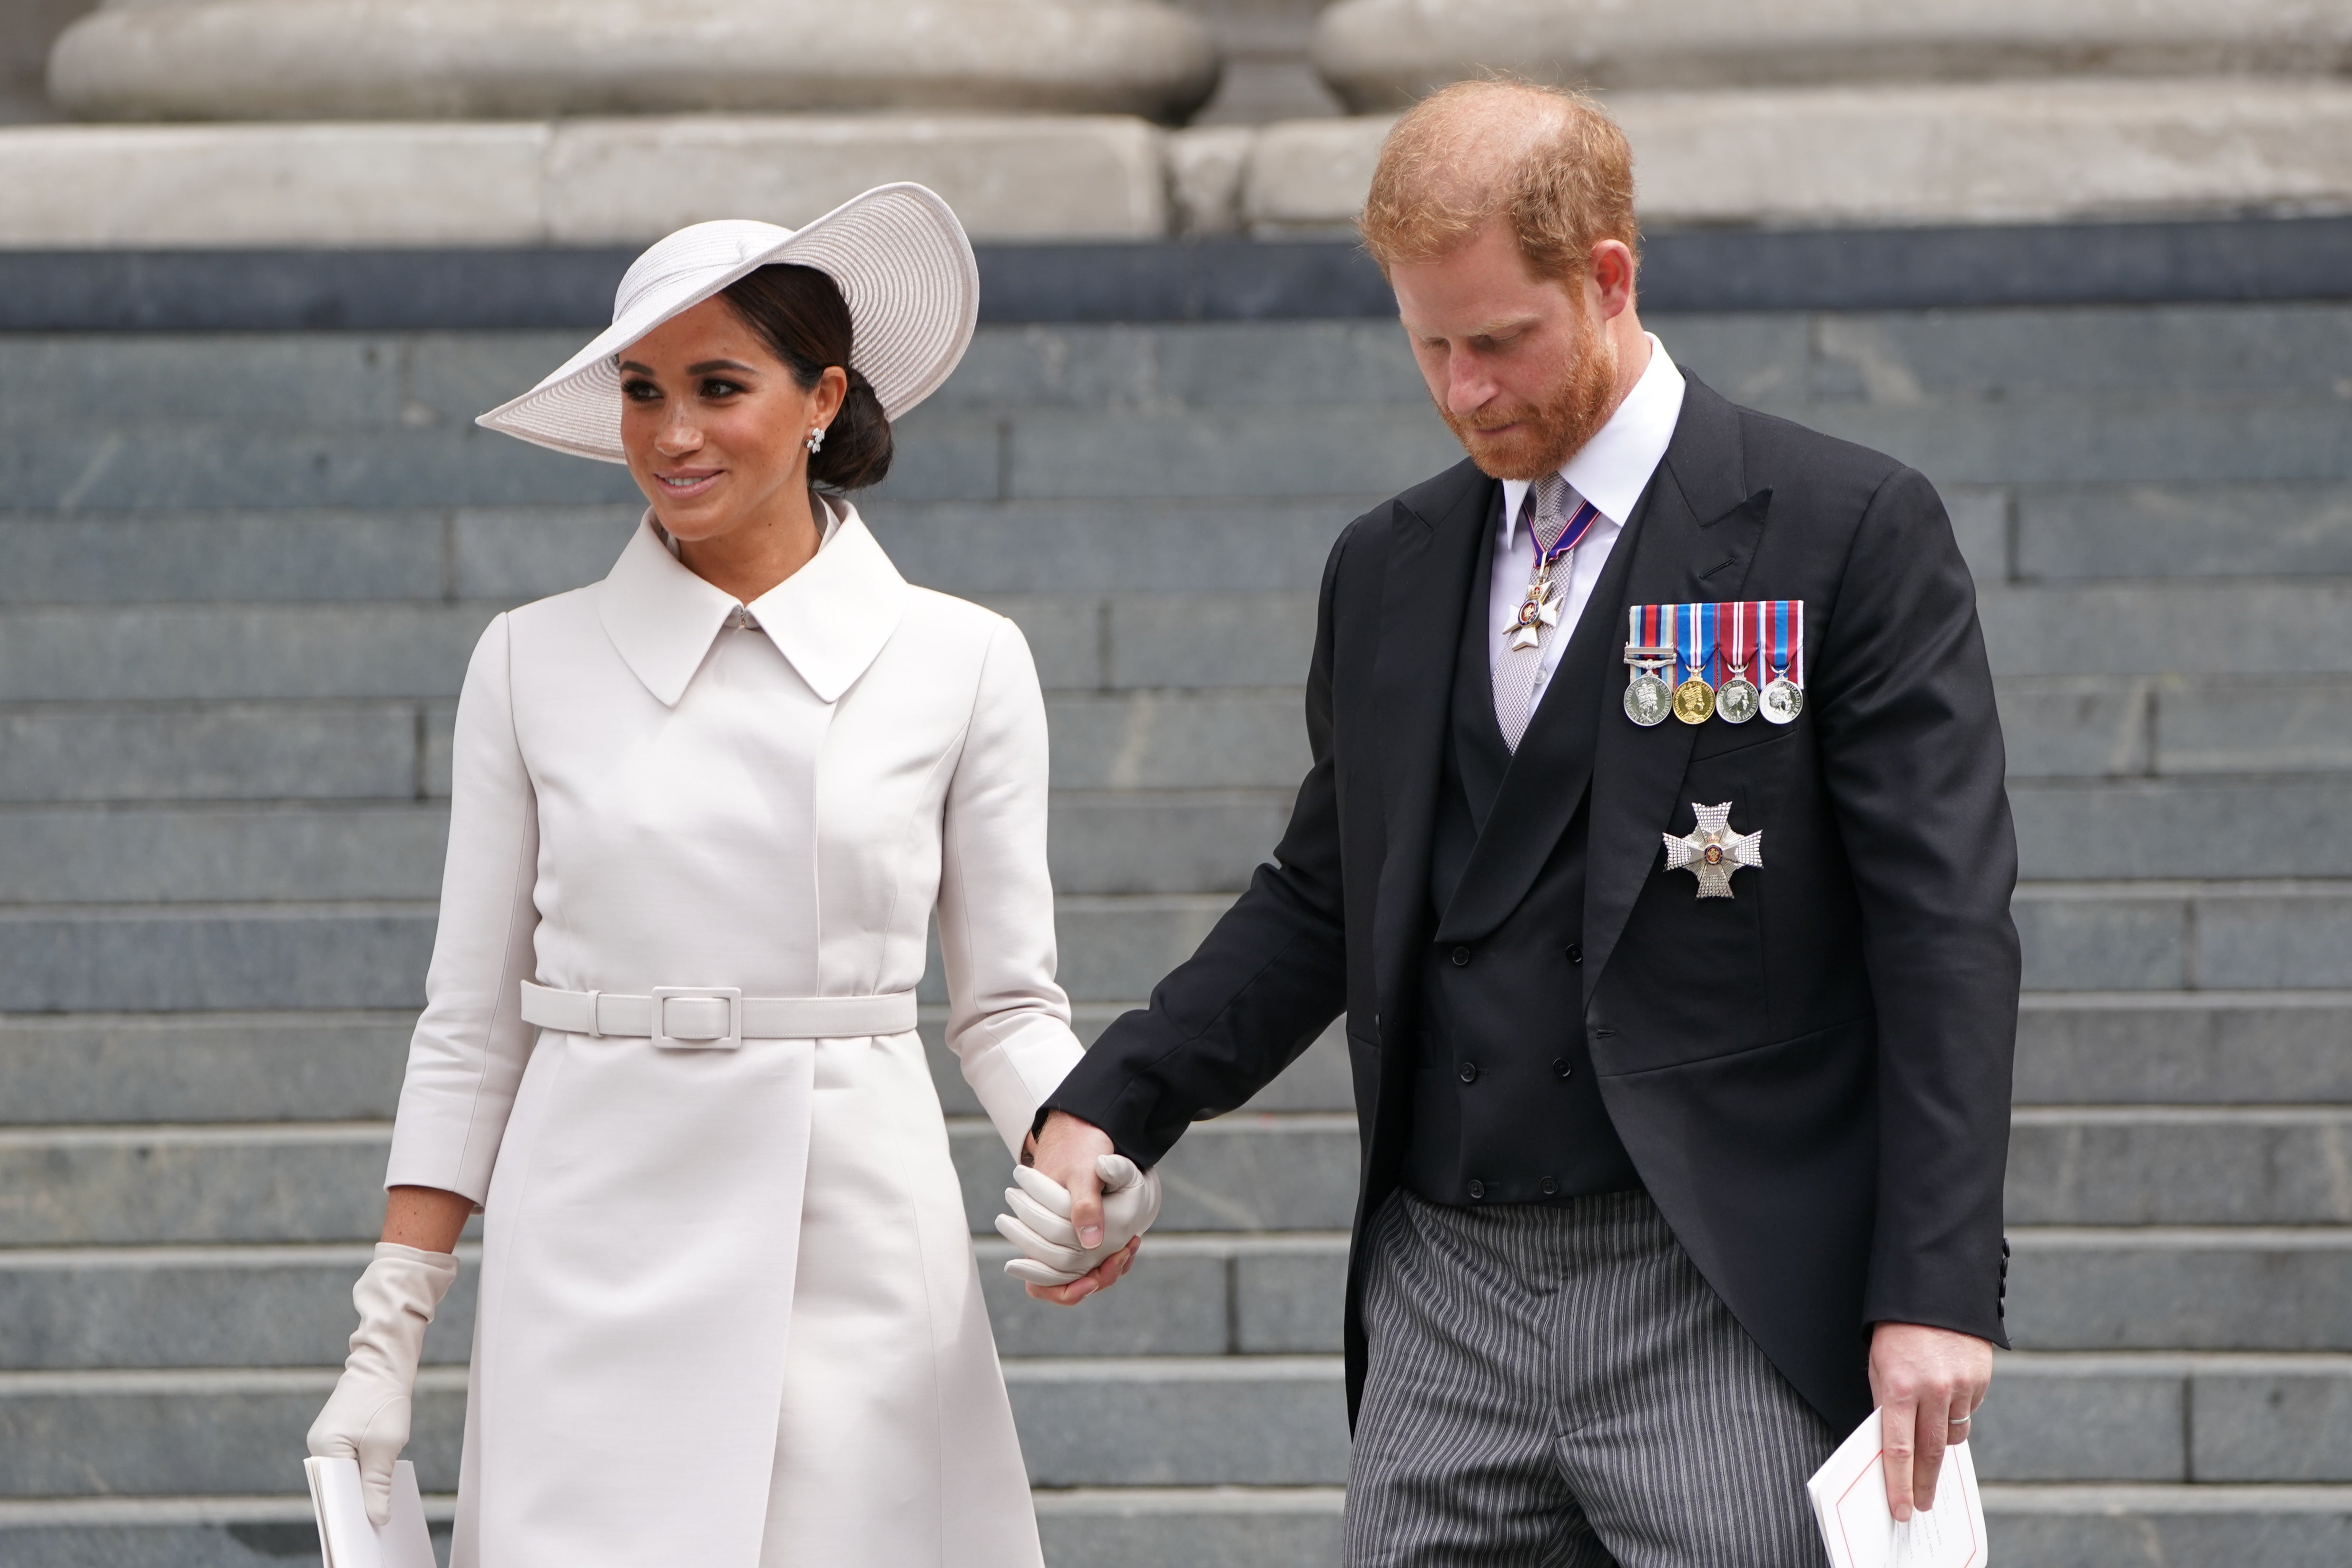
top-left (476, 183), bottom-right (979, 463)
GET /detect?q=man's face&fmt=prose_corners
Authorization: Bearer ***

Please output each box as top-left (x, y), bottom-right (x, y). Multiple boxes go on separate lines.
top-left (1390, 221), bottom-right (1619, 481)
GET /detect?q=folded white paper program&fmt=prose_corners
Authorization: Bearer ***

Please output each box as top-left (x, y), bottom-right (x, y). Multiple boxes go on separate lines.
top-left (303, 1456), bottom-right (438, 1568)
top-left (1806, 1409), bottom-right (1989, 1568)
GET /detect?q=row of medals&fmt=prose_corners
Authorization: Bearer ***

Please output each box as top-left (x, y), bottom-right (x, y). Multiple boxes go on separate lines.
top-left (1622, 643), bottom-right (1804, 729)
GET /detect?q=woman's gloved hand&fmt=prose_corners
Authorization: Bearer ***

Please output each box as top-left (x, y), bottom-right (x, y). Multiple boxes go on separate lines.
top-left (996, 1154), bottom-right (1161, 1288)
top-left (306, 1243), bottom-right (460, 1525)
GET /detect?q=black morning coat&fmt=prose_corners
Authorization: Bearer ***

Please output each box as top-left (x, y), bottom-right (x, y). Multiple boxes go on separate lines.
top-left (1044, 373), bottom-right (2022, 1430)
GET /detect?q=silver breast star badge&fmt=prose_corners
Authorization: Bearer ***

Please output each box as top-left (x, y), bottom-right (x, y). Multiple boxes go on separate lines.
top-left (1663, 802), bottom-right (1763, 898)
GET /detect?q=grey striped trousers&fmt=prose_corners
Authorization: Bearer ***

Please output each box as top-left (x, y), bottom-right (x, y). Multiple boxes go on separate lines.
top-left (1343, 1188), bottom-right (1837, 1568)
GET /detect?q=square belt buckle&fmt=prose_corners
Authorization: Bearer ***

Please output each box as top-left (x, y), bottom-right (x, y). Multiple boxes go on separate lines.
top-left (649, 986), bottom-right (743, 1050)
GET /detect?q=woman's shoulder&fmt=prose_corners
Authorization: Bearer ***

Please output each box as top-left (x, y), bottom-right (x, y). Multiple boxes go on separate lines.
top-left (896, 585), bottom-right (1022, 649)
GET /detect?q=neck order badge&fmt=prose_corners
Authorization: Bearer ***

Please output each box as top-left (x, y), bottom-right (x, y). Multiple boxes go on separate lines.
top-left (1506, 497), bottom-right (1604, 650)
top-left (1626, 601), bottom-right (1804, 729)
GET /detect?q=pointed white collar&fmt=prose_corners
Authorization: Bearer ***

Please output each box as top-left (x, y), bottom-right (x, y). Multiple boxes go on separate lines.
top-left (595, 499), bottom-right (907, 706)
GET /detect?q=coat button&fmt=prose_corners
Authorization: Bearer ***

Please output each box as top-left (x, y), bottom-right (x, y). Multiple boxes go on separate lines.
top-left (1552, 1058), bottom-right (1573, 1080)
top-left (1467, 1179), bottom-right (1485, 1200)
top-left (1450, 946), bottom-right (1472, 967)
top-left (1539, 1176), bottom-right (1559, 1196)
top-left (1566, 943), bottom-right (1583, 963)
top-left (1458, 1061), bottom-right (1479, 1084)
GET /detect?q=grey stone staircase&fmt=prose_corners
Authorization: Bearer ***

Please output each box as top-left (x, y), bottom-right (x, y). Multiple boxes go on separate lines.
top-left (1, 304), bottom-right (2349, 1566)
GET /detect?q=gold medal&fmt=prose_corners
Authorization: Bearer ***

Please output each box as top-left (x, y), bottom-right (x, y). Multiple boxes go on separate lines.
top-left (1671, 676), bottom-right (1715, 725)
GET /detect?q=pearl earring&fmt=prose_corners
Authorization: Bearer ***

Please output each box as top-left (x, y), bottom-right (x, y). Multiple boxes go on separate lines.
top-left (806, 426), bottom-right (826, 455)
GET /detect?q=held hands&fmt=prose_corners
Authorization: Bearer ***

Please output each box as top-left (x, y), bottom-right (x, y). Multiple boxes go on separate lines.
top-left (306, 1244), bottom-right (459, 1526)
top-left (1000, 1112), bottom-right (1158, 1304)
top-left (1869, 1321), bottom-right (1994, 1521)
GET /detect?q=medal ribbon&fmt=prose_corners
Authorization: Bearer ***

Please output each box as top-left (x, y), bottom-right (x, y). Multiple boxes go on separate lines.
top-left (1676, 603), bottom-right (1715, 686)
top-left (1534, 498), bottom-right (1602, 578)
top-left (1725, 601), bottom-right (1748, 676)
top-left (1768, 599), bottom-right (1805, 686)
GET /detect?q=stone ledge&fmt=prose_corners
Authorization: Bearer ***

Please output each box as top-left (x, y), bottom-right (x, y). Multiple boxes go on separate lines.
top-left (3, 219), bottom-right (2349, 330)
top-left (1311, 0), bottom-right (2352, 110)
top-left (1247, 77), bottom-right (2352, 234)
top-left (0, 114), bottom-right (1169, 248)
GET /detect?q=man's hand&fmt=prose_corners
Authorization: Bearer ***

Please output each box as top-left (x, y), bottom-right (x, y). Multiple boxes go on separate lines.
top-left (1019, 1111), bottom-right (1135, 1306)
top-left (1869, 1322), bottom-right (1993, 1520)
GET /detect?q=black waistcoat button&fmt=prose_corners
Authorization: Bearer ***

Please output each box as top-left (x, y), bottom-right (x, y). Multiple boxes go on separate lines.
top-left (1566, 944), bottom-right (1583, 963)
top-left (1458, 1061), bottom-right (1479, 1084)
top-left (1467, 1179), bottom-right (1485, 1200)
top-left (1539, 1176), bottom-right (1559, 1196)
top-left (1552, 1058), bottom-right (1573, 1080)
top-left (1450, 946), bottom-right (1472, 967)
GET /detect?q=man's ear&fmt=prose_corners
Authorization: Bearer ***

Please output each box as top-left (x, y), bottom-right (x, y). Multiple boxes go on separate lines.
top-left (1590, 240), bottom-right (1637, 318)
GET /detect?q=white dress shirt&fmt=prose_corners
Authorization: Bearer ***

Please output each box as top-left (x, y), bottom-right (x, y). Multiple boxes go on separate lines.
top-left (1489, 334), bottom-right (1687, 707)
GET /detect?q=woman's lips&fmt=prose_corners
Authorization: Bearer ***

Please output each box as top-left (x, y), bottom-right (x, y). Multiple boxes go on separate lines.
top-left (655, 470), bottom-right (722, 500)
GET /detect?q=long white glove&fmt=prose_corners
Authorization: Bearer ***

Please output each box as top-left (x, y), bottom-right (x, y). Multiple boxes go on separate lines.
top-left (306, 1243), bottom-right (459, 1526)
top-left (996, 1154), bottom-right (1162, 1287)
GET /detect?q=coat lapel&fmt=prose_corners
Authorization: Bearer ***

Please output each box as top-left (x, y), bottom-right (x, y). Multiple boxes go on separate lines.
top-left (1369, 460), bottom-right (1497, 1028)
top-left (1580, 375), bottom-right (1774, 998)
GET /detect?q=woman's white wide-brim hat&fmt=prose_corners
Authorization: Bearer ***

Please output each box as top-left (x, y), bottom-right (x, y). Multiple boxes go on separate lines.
top-left (477, 183), bottom-right (979, 463)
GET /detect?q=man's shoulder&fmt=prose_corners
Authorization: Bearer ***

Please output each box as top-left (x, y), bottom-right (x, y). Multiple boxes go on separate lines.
top-left (1694, 378), bottom-right (1922, 517)
top-left (1328, 456), bottom-right (1491, 568)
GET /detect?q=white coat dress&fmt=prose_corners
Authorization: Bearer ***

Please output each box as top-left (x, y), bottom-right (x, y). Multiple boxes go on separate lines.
top-left (383, 503), bottom-right (1082, 1568)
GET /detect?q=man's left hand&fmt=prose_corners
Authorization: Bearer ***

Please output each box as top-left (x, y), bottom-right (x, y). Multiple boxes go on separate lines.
top-left (1869, 1322), bottom-right (1993, 1520)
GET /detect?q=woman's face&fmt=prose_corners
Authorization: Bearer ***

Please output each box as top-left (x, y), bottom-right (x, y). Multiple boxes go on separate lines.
top-left (616, 295), bottom-right (847, 545)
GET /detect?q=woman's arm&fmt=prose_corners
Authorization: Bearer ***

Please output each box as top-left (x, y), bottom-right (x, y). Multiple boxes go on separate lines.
top-left (934, 616), bottom-right (1087, 1153)
top-left (382, 612), bottom-right (543, 1205)
top-left (382, 1184), bottom-right (475, 1253)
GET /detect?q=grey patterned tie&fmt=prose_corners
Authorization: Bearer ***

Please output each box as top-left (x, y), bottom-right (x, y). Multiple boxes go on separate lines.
top-left (1492, 473), bottom-right (1574, 753)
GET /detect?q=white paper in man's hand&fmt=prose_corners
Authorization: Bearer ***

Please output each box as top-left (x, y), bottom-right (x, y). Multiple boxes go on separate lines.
top-left (1805, 1408), bottom-right (1988, 1568)
top-left (304, 1456), bottom-right (438, 1568)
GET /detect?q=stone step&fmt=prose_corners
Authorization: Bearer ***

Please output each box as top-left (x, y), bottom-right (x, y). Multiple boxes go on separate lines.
top-left (6, 671), bottom-right (2351, 813)
top-left (4, 482), bottom-right (2349, 613)
top-left (0, 794), bottom-right (1298, 903)
top-left (14, 307), bottom-right (2352, 440)
top-left (11, 579), bottom-right (2352, 718)
top-left (2013, 991), bottom-right (2352, 1106)
top-left (0, 702), bottom-right (437, 806)
top-left (10, 373), bottom-right (2352, 514)
top-left (0, 596), bottom-right (1320, 701)
top-left (0, 1234), bottom-right (1347, 1372)
top-left (1999, 674), bottom-right (2352, 780)
top-left (4, 1349), bottom-right (2350, 1499)
top-left (4, 775), bottom-right (2344, 904)
top-left (15, 1222), bottom-right (2351, 1373)
top-left (2, 879), bottom-right (2347, 1013)
top-left (0, 1114), bottom-right (1363, 1246)
top-left (2009, 776), bottom-right (2352, 881)
top-left (3, 992), bottom-right (2342, 1128)
top-left (2009, 879), bottom-right (2352, 993)
top-left (1, 1486), bottom-right (2349, 1568)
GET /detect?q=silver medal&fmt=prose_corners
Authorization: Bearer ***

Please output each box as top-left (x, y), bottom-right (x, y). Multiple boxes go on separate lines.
top-left (1663, 801), bottom-right (1763, 899)
top-left (1622, 645), bottom-right (1676, 728)
top-left (1625, 671), bottom-right (1673, 727)
top-left (1716, 674), bottom-right (1760, 724)
top-left (1760, 676), bottom-right (1805, 725)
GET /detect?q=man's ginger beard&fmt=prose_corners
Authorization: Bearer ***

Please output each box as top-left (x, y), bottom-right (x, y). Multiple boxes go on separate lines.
top-left (1441, 290), bottom-right (1620, 481)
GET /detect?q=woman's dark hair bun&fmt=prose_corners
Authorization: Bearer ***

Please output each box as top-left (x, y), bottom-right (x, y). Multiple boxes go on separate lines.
top-left (719, 263), bottom-right (894, 492)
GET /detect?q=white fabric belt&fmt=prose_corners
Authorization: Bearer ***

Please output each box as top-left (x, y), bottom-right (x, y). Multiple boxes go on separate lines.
top-left (519, 981), bottom-right (917, 1050)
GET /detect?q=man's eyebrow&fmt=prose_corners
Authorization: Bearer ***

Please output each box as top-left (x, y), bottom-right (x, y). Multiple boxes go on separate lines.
top-left (1401, 317), bottom-right (1543, 342)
